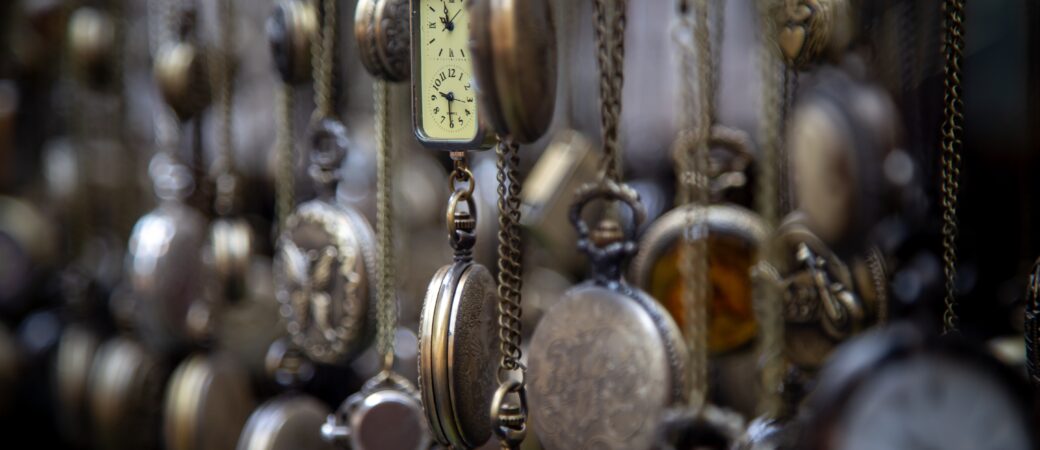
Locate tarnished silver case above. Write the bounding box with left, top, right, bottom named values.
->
left=237, top=395, right=336, bottom=450
left=528, top=281, right=688, bottom=450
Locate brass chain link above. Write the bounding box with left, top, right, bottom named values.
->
left=940, top=0, right=965, bottom=334
left=592, top=0, right=628, bottom=183
left=311, top=0, right=337, bottom=121
left=495, top=140, right=523, bottom=376
left=754, top=0, right=784, bottom=418
left=374, top=80, right=396, bottom=371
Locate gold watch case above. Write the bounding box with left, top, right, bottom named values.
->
left=355, top=0, right=410, bottom=82
left=53, top=324, right=100, bottom=445
left=776, top=0, right=853, bottom=69
left=631, top=204, right=768, bottom=355
left=418, top=251, right=498, bottom=448
left=88, top=337, right=166, bottom=450
left=528, top=182, right=688, bottom=450
left=163, top=353, right=256, bottom=450
left=469, top=0, right=557, bottom=143
left=267, top=0, right=319, bottom=85
left=237, top=395, right=336, bottom=450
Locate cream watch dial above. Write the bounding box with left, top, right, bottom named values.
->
left=417, top=0, right=477, bottom=141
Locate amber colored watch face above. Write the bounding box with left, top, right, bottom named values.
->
left=416, top=0, right=478, bottom=141
left=648, top=234, right=758, bottom=354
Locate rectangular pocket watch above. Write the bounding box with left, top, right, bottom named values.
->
left=410, top=0, right=492, bottom=150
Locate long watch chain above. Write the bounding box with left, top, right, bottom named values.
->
left=496, top=140, right=523, bottom=375
left=212, top=0, right=236, bottom=215
left=754, top=0, right=785, bottom=418
left=276, top=83, right=295, bottom=229
left=940, top=0, right=965, bottom=334
left=592, top=0, right=628, bottom=184
left=673, top=0, right=714, bottom=408
left=312, top=0, right=338, bottom=121
left=374, top=80, right=397, bottom=371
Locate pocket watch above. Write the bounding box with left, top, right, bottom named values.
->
left=468, top=0, right=556, bottom=143
left=777, top=214, right=886, bottom=371
left=355, top=0, right=410, bottom=82
left=127, top=153, right=207, bottom=354
left=53, top=324, right=100, bottom=446
left=788, top=66, right=902, bottom=253
left=153, top=6, right=211, bottom=121
left=410, top=0, right=490, bottom=150
left=418, top=188, right=499, bottom=449
left=162, top=353, right=255, bottom=450
left=322, top=371, right=430, bottom=450
left=268, top=0, right=318, bottom=85
left=88, top=337, right=166, bottom=450
left=275, top=119, right=377, bottom=365
left=528, top=181, right=688, bottom=450
left=67, top=6, right=115, bottom=89
left=775, top=0, right=853, bottom=69
left=238, top=395, right=337, bottom=450
left=632, top=203, right=767, bottom=355
left=803, top=322, right=1034, bottom=450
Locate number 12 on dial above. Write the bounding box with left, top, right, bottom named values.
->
left=411, top=0, right=489, bottom=150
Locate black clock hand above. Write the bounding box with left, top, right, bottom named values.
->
left=448, top=8, right=461, bottom=25
left=447, top=98, right=454, bottom=127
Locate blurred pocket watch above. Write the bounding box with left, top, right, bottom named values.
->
left=354, top=0, right=410, bottom=82
left=520, top=130, right=599, bottom=274
left=163, top=353, right=256, bottom=450
left=127, top=153, right=207, bottom=354
left=418, top=185, right=498, bottom=449
left=632, top=203, right=767, bottom=355
left=154, top=7, right=211, bottom=121
left=321, top=371, right=430, bottom=449
left=268, top=0, right=319, bottom=84
left=632, top=126, right=765, bottom=355
left=778, top=213, right=887, bottom=371
left=528, top=182, right=688, bottom=450
left=238, top=395, right=337, bottom=450
left=468, top=0, right=557, bottom=143
left=803, top=322, right=1034, bottom=450
left=788, top=66, right=903, bottom=253
left=53, top=324, right=100, bottom=446
left=67, top=6, right=115, bottom=89
left=775, top=0, right=854, bottom=69
left=88, top=337, right=167, bottom=450
left=275, top=119, right=377, bottom=365
left=0, top=195, right=56, bottom=315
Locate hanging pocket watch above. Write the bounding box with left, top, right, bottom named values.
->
left=275, top=118, right=377, bottom=365
left=418, top=185, right=499, bottom=449
left=53, top=323, right=100, bottom=446
left=775, top=0, right=853, bottom=69
left=127, top=153, right=207, bottom=354
left=162, top=353, right=256, bottom=450
left=631, top=126, right=767, bottom=355
left=468, top=0, right=556, bottom=143
left=777, top=213, right=885, bottom=371
left=238, top=395, right=337, bottom=450
left=322, top=371, right=430, bottom=450
left=87, top=337, right=167, bottom=450
left=354, top=0, right=409, bottom=83
left=528, top=181, right=688, bottom=450
left=803, top=322, right=1035, bottom=450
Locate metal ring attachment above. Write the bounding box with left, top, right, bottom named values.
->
left=490, top=379, right=528, bottom=446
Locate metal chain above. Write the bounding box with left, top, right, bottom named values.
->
left=754, top=0, right=784, bottom=418
left=865, top=246, right=888, bottom=324
left=940, top=0, right=965, bottom=334
left=592, top=0, right=628, bottom=183
left=374, top=80, right=396, bottom=371
left=212, top=0, right=236, bottom=215
left=311, top=0, right=337, bottom=120
left=495, top=140, right=523, bottom=376
left=276, top=83, right=295, bottom=230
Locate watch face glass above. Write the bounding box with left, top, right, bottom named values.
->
left=417, top=0, right=478, bottom=141
left=833, top=354, right=1031, bottom=450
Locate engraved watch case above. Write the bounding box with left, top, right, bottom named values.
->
left=528, top=182, right=688, bottom=450
left=355, top=0, right=410, bottom=82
